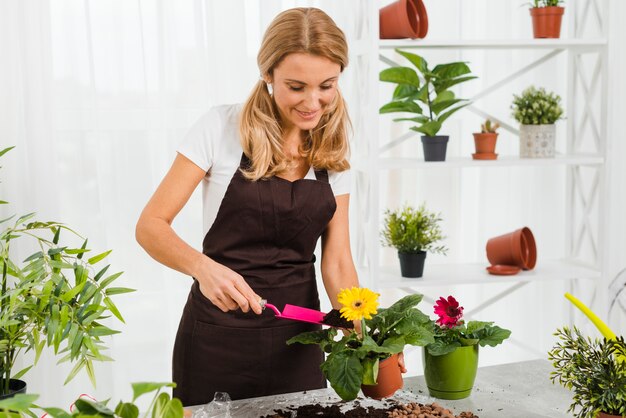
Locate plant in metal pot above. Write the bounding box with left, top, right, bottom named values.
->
left=381, top=204, right=447, bottom=278
left=511, top=86, right=564, bottom=158
left=0, top=382, right=183, bottom=418
left=423, top=295, right=511, bottom=400
left=288, top=289, right=435, bottom=401
left=472, top=119, right=501, bottom=160
left=379, top=49, right=476, bottom=161
left=530, top=0, right=565, bottom=39
left=0, top=146, right=133, bottom=398
left=548, top=326, right=626, bottom=418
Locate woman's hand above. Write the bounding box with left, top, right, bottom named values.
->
left=196, top=257, right=263, bottom=314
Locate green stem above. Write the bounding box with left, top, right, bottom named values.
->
left=143, top=389, right=161, bottom=418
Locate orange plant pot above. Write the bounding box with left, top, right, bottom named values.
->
left=486, top=227, right=537, bottom=270
left=361, top=354, right=403, bottom=399
left=530, top=6, right=565, bottom=38
left=379, top=0, right=420, bottom=39
left=473, top=132, right=498, bottom=154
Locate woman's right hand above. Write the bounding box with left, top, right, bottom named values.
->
left=196, top=257, right=263, bottom=315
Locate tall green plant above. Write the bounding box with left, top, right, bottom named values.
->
left=0, top=146, right=133, bottom=396
left=379, top=49, right=476, bottom=137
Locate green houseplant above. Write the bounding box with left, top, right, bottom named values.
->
left=423, top=295, right=511, bottom=400
left=472, top=119, right=501, bottom=160
left=530, top=0, right=565, bottom=39
left=511, top=86, right=564, bottom=158
left=0, top=146, right=132, bottom=398
left=0, top=382, right=183, bottom=418
left=381, top=204, right=447, bottom=278
left=288, top=289, right=435, bottom=401
left=548, top=326, right=626, bottom=418
left=379, top=49, right=476, bottom=161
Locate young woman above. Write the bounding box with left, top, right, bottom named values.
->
left=136, top=7, right=361, bottom=406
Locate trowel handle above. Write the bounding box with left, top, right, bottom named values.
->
left=259, top=299, right=282, bottom=316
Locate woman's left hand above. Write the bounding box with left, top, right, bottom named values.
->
left=398, top=352, right=407, bottom=373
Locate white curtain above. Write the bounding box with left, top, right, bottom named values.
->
left=1, top=0, right=624, bottom=410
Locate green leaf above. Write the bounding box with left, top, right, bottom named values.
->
left=89, top=326, right=121, bottom=337
left=379, top=100, right=423, bottom=115
left=131, top=382, right=176, bottom=402
left=16, top=212, right=36, bottom=225
left=64, top=359, right=86, bottom=384
left=99, top=271, right=123, bottom=288
left=0, top=146, right=15, bottom=157
left=396, top=49, right=429, bottom=73
left=361, top=357, right=379, bottom=385
left=466, top=321, right=493, bottom=335
left=0, top=394, right=39, bottom=413
left=427, top=339, right=462, bottom=356
left=379, top=67, right=420, bottom=88
left=93, top=264, right=111, bottom=282
left=88, top=250, right=112, bottom=265
left=410, top=121, right=442, bottom=137
left=60, top=281, right=86, bottom=303
left=321, top=352, right=363, bottom=401
left=432, top=62, right=472, bottom=80
left=104, top=296, right=125, bottom=323
left=41, top=407, right=73, bottom=418
left=433, top=76, right=477, bottom=95
left=105, top=287, right=135, bottom=296
left=392, top=116, right=430, bottom=124
left=431, top=99, right=464, bottom=115
left=152, top=392, right=184, bottom=418
left=73, top=398, right=115, bottom=416
left=287, top=328, right=335, bottom=346
left=392, top=84, right=420, bottom=101
left=77, top=238, right=89, bottom=260
left=477, top=326, right=512, bottom=347
left=52, top=227, right=60, bottom=245
left=64, top=248, right=91, bottom=255
left=437, top=103, right=471, bottom=125
left=115, top=402, right=140, bottom=418
left=23, top=251, right=43, bottom=263
left=11, top=365, right=33, bottom=380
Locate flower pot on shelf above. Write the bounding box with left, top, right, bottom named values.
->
left=379, top=0, right=420, bottom=39
left=486, top=226, right=537, bottom=270
left=423, top=345, right=479, bottom=400
left=472, top=132, right=498, bottom=160
left=398, top=251, right=426, bottom=278
left=410, top=0, right=429, bottom=38
left=361, top=353, right=403, bottom=399
left=530, top=6, right=565, bottom=39
left=519, top=124, right=556, bottom=158
left=421, top=136, right=449, bottom=161
left=597, top=413, right=623, bottom=418
left=0, top=379, right=27, bottom=400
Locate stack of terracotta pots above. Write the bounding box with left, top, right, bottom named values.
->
left=485, top=227, right=537, bottom=275
left=379, top=0, right=429, bottom=39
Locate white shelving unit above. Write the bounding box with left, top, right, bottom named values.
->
left=351, top=0, right=610, bottom=322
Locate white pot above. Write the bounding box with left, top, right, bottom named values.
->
left=519, top=124, right=556, bottom=158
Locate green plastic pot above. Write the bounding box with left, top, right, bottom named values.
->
left=423, top=345, right=479, bottom=400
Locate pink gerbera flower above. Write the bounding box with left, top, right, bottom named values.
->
left=434, top=296, right=464, bottom=328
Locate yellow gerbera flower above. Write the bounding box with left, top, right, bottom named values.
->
left=337, top=287, right=380, bottom=321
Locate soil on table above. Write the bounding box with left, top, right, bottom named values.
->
left=322, top=309, right=354, bottom=329
left=261, top=401, right=479, bottom=418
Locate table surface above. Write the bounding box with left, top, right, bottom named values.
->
left=191, top=359, right=576, bottom=418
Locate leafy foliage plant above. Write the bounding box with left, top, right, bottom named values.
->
left=548, top=326, right=626, bottom=418
left=511, top=86, right=564, bottom=125
left=381, top=204, right=447, bottom=255
left=0, top=146, right=133, bottom=396
left=379, top=49, right=476, bottom=137
left=532, top=0, right=563, bottom=7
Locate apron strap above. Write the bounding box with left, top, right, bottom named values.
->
left=313, top=168, right=329, bottom=183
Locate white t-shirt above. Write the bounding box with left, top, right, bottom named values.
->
left=177, top=104, right=351, bottom=235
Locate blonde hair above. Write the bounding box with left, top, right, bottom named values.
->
left=239, top=7, right=351, bottom=181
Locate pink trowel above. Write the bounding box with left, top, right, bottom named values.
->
left=261, top=300, right=325, bottom=325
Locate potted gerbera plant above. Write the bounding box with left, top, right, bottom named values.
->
left=288, top=288, right=435, bottom=401
left=423, top=296, right=511, bottom=400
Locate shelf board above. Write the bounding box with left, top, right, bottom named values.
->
left=379, top=39, right=608, bottom=50
left=360, top=154, right=604, bottom=170
left=374, top=259, right=599, bottom=289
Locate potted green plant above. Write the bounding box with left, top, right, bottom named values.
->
left=0, top=382, right=183, bottom=418
left=548, top=326, right=626, bottom=418
left=379, top=49, right=476, bottom=161
left=1, top=146, right=132, bottom=399
left=288, top=289, right=435, bottom=401
left=423, top=295, right=512, bottom=400
left=530, top=0, right=565, bottom=39
left=472, top=119, right=500, bottom=160
left=511, top=86, right=564, bottom=158
left=381, top=204, right=447, bottom=278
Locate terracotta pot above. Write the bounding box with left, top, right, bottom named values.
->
left=530, top=6, right=565, bottom=39
left=379, top=0, right=420, bottom=39
left=473, top=132, right=498, bottom=154
left=597, top=413, right=624, bottom=418
left=361, top=354, right=403, bottom=399
left=0, top=379, right=27, bottom=400
left=410, top=0, right=429, bottom=38
left=486, top=227, right=537, bottom=270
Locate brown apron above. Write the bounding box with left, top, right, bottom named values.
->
left=172, top=153, right=337, bottom=406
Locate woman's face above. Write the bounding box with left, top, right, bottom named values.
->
left=269, top=52, right=341, bottom=134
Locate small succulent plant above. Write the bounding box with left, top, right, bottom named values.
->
left=481, top=119, right=500, bottom=133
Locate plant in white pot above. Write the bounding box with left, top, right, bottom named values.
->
left=381, top=204, right=447, bottom=278
left=511, top=86, right=564, bottom=158
left=379, top=49, right=476, bottom=161
left=0, top=146, right=132, bottom=399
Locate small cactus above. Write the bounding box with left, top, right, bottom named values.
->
left=481, top=119, right=500, bottom=133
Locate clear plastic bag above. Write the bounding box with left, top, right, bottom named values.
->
left=192, top=392, right=232, bottom=418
